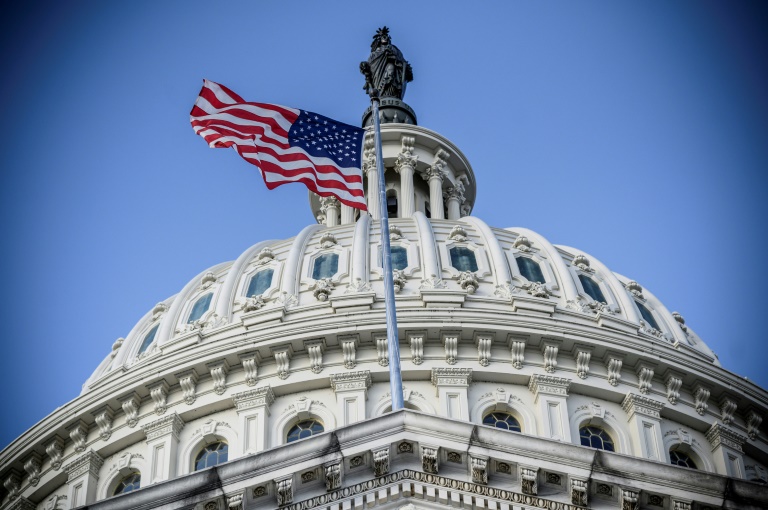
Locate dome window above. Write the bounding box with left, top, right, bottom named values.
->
left=482, top=412, right=521, bottom=432
left=391, top=246, right=408, bottom=271
left=194, top=441, right=228, bottom=471
left=312, top=253, right=339, bottom=280
left=636, top=301, right=660, bottom=330
left=246, top=269, right=274, bottom=297
left=287, top=419, right=324, bottom=443
left=516, top=257, right=545, bottom=284
left=187, top=293, right=213, bottom=323
left=578, top=275, right=606, bottom=303
left=579, top=426, right=615, bottom=451
left=113, top=472, right=141, bottom=495
left=449, top=247, right=478, bottom=272
left=137, top=324, right=159, bottom=355
left=669, top=450, right=697, bottom=469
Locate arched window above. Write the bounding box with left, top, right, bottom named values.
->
left=579, top=426, right=615, bottom=451
left=113, top=472, right=141, bottom=495
left=137, top=325, right=159, bottom=355
left=387, top=190, right=398, bottom=218
left=187, top=293, right=212, bottom=323
left=578, top=275, right=606, bottom=303
left=312, top=253, right=338, bottom=280
left=286, top=420, right=324, bottom=443
left=391, top=246, right=408, bottom=271
left=482, top=412, right=522, bottom=432
left=669, top=449, right=698, bottom=469
left=450, top=247, right=478, bottom=272
left=516, top=257, right=545, bottom=283
left=194, top=441, right=228, bottom=471
left=247, top=269, right=274, bottom=297
left=636, top=301, right=660, bottom=330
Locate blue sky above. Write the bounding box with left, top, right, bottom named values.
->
left=1, top=1, right=766, bottom=448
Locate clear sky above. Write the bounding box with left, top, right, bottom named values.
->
left=1, top=1, right=766, bottom=449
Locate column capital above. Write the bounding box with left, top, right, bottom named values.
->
left=431, top=367, right=472, bottom=387
left=64, top=450, right=103, bottom=483
left=706, top=423, right=747, bottom=453
left=621, top=393, right=664, bottom=420
left=329, top=370, right=371, bottom=393
left=142, top=413, right=184, bottom=442
left=232, top=386, right=275, bottom=412
left=528, top=374, right=571, bottom=398
left=319, top=195, right=340, bottom=209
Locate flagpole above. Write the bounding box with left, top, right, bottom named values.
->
left=371, top=92, right=404, bottom=411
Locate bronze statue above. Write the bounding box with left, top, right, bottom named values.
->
left=360, top=27, right=413, bottom=100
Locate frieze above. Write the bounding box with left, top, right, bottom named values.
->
left=232, top=386, right=275, bottom=411
left=142, top=413, right=185, bottom=441
left=64, top=450, right=103, bottom=483
left=528, top=374, right=570, bottom=398
left=330, top=371, right=372, bottom=392
left=621, top=393, right=664, bottom=420
left=705, top=423, right=746, bottom=453
left=431, top=367, right=472, bottom=386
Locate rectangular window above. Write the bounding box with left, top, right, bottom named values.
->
left=450, top=247, right=478, bottom=272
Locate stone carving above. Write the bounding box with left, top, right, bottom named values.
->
left=546, top=473, right=561, bottom=484
left=272, top=346, right=292, bottom=380
left=324, top=462, right=341, bottom=491
left=312, top=278, right=334, bottom=302
left=239, top=352, right=260, bottom=386
left=409, top=333, right=424, bottom=365
left=330, top=371, right=372, bottom=393
left=494, top=282, right=517, bottom=300
left=626, top=281, right=644, bottom=298
left=147, top=380, right=170, bottom=415
left=496, top=462, right=511, bottom=474
left=572, top=254, right=592, bottom=272
left=673, top=501, right=692, bottom=510
left=606, top=357, right=623, bottom=386
left=340, top=336, right=358, bottom=369
left=4, top=470, right=21, bottom=500
left=119, top=393, right=141, bottom=428
left=301, top=471, right=316, bottom=483
left=509, top=340, right=525, bottom=369
left=360, top=26, right=413, bottom=100
left=176, top=369, right=199, bottom=405
left=389, top=224, right=403, bottom=240
left=375, top=335, right=389, bottom=366
left=719, top=396, right=737, bottom=425
left=747, top=410, right=763, bottom=440
left=542, top=343, right=559, bottom=373
left=597, top=483, right=612, bottom=495
left=232, top=386, right=275, bottom=411
left=256, top=247, right=274, bottom=265
left=529, top=374, right=571, bottom=398
left=275, top=476, right=293, bottom=506
left=694, top=385, right=710, bottom=415
left=448, top=224, right=468, bottom=242
left=373, top=447, right=390, bottom=476
left=457, top=271, right=479, bottom=294
left=142, top=413, right=184, bottom=441
left=44, top=494, right=67, bottom=510
left=640, top=320, right=664, bottom=339
left=421, top=446, right=438, bottom=474
left=203, top=501, right=217, bottom=510
left=243, top=295, right=266, bottom=312
left=444, top=185, right=465, bottom=207
left=94, top=406, right=114, bottom=441
left=521, top=281, right=552, bottom=298
left=206, top=360, right=229, bottom=395
left=706, top=423, right=747, bottom=453
left=23, top=453, right=41, bottom=486
left=470, top=456, right=488, bottom=485
left=665, top=374, right=682, bottom=405
left=64, top=450, right=103, bottom=483
left=671, top=311, right=688, bottom=332
left=392, top=269, right=407, bottom=293
left=226, top=493, right=243, bottom=510
left=571, top=478, right=588, bottom=506
left=420, top=274, right=446, bottom=289
left=442, top=333, right=459, bottom=365
left=476, top=334, right=492, bottom=366
left=252, top=486, right=267, bottom=498
left=575, top=350, right=591, bottom=379
left=319, top=231, right=337, bottom=248
left=110, top=337, right=123, bottom=359
left=68, top=421, right=88, bottom=453
left=636, top=365, right=654, bottom=394
left=621, top=488, right=639, bottom=510
left=398, top=442, right=413, bottom=454
left=622, top=393, right=664, bottom=420
left=520, top=466, right=538, bottom=495
left=46, top=437, right=64, bottom=470
left=305, top=340, right=325, bottom=374
left=513, top=236, right=532, bottom=252
left=446, top=452, right=461, bottom=463
left=349, top=455, right=364, bottom=467
left=648, top=494, right=664, bottom=507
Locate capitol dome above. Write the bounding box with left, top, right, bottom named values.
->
left=2, top=32, right=767, bottom=510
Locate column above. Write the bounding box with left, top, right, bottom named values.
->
left=445, top=188, right=462, bottom=220
left=340, top=204, right=355, bottom=225
left=362, top=135, right=380, bottom=220
left=320, top=196, right=340, bottom=227
left=64, top=450, right=103, bottom=507
left=423, top=149, right=449, bottom=220
left=621, top=393, right=665, bottom=462
left=395, top=136, right=418, bottom=217
left=706, top=424, right=748, bottom=478
left=528, top=375, right=572, bottom=441
left=431, top=367, right=472, bottom=421
left=329, top=371, right=371, bottom=426
left=232, top=386, right=275, bottom=455
left=142, top=413, right=184, bottom=485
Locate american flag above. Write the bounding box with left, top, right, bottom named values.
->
left=190, top=79, right=367, bottom=210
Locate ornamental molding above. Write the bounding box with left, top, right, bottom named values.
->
left=573, top=346, right=592, bottom=379
left=324, top=461, right=342, bottom=491
left=64, top=450, right=103, bottom=483
left=66, top=419, right=89, bottom=453
left=271, top=345, right=294, bottom=380
left=142, top=413, right=184, bottom=441
left=305, top=339, right=326, bottom=374
left=392, top=269, right=407, bottom=293
left=719, top=395, right=737, bottom=425
left=200, top=271, right=217, bottom=289
left=705, top=423, right=747, bottom=453
left=621, top=393, right=664, bottom=420
left=239, top=351, right=262, bottom=386
left=120, top=393, right=142, bottom=428
left=45, top=436, right=64, bottom=470
left=528, top=374, right=570, bottom=398
left=255, top=247, right=275, bottom=265
left=693, top=384, right=710, bottom=416
left=23, top=452, right=41, bottom=486
left=572, top=254, right=592, bottom=273
left=372, top=446, right=390, bottom=477
left=448, top=224, right=468, bottom=242
left=242, top=295, right=267, bottom=312
left=635, top=362, right=655, bottom=395
left=232, top=386, right=275, bottom=411
left=330, top=370, right=372, bottom=393
left=431, top=367, right=472, bottom=387
left=146, top=380, right=170, bottom=415
left=664, top=371, right=684, bottom=405
left=540, top=341, right=560, bottom=373
left=474, top=332, right=493, bottom=367
left=93, top=404, right=114, bottom=441
left=625, top=281, right=644, bottom=299
left=470, top=455, right=488, bottom=485
left=671, top=311, right=688, bottom=333
left=275, top=474, right=293, bottom=507
left=746, top=410, right=763, bottom=440
left=175, top=369, right=199, bottom=405
left=457, top=271, right=479, bottom=294
left=339, top=335, right=359, bottom=369
left=521, top=281, right=552, bottom=298
left=319, top=231, right=338, bottom=248
left=513, top=236, right=533, bottom=252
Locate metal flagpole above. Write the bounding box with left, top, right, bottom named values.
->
left=371, top=92, right=405, bottom=411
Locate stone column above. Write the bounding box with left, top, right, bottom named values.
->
left=320, top=196, right=340, bottom=227
left=395, top=136, right=418, bottom=218
left=142, top=413, right=184, bottom=485
left=423, top=149, right=449, bottom=220
left=431, top=368, right=472, bottom=421
left=621, top=393, right=665, bottom=462
left=64, top=450, right=103, bottom=507
left=330, top=371, right=371, bottom=426
left=362, top=135, right=380, bottom=220
left=232, top=386, right=275, bottom=456
left=706, top=424, right=747, bottom=478
left=340, top=204, right=355, bottom=225
left=528, top=375, right=572, bottom=442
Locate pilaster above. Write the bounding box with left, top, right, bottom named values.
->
left=706, top=423, right=747, bottom=478
left=431, top=367, right=472, bottom=420
left=232, top=386, right=275, bottom=455
left=142, top=413, right=184, bottom=485
left=64, top=450, right=103, bottom=507
left=528, top=374, right=571, bottom=441
left=621, top=393, right=665, bottom=461
left=330, top=371, right=371, bottom=425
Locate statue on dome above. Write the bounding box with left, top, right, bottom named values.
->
left=360, top=27, right=413, bottom=100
